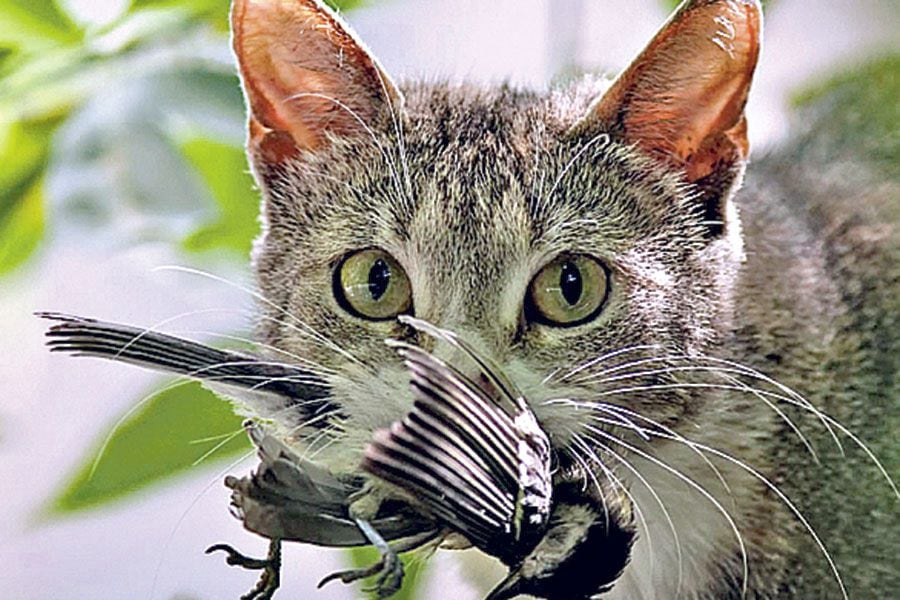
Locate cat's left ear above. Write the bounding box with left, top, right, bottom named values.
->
left=573, top=0, right=761, bottom=234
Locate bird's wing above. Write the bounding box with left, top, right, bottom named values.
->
left=39, top=311, right=331, bottom=412
left=363, top=336, right=552, bottom=563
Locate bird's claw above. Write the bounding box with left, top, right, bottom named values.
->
left=206, top=539, right=282, bottom=600
left=318, top=548, right=404, bottom=598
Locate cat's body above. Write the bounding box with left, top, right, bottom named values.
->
left=727, top=147, right=898, bottom=598
left=226, top=0, right=897, bottom=597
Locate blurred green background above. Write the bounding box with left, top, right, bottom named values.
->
left=0, top=0, right=896, bottom=598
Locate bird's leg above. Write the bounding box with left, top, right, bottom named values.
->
left=318, top=518, right=403, bottom=598
left=318, top=519, right=441, bottom=599
left=207, top=538, right=282, bottom=600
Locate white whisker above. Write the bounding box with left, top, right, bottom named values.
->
left=582, top=423, right=750, bottom=597
left=553, top=344, right=665, bottom=384
left=576, top=354, right=843, bottom=453
left=641, top=429, right=850, bottom=600
left=579, top=364, right=819, bottom=461
left=283, top=91, right=409, bottom=207
left=581, top=433, right=683, bottom=596
left=590, top=403, right=732, bottom=495
left=153, top=265, right=367, bottom=368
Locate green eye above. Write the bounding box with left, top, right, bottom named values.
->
left=335, top=249, right=412, bottom=320
left=527, top=255, right=609, bottom=326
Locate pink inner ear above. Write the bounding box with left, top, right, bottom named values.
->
left=232, top=0, right=400, bottom=162
left=582, top=0, right=761, bottom=182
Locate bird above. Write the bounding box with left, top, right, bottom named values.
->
left=41, top=312, right=635, bottom=599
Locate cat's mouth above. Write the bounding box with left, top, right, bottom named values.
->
left=360, top=317, right=636, bottom=597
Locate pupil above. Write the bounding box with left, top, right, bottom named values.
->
left=368, top=258, right=391, bottom=300
left=559, top=261, right=582, bottom=306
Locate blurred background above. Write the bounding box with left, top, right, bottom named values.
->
left=0, top=0, right=896, bottom=598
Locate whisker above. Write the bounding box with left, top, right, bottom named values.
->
left=188, top=432, right=238, bottom=445
left=565, top=437, right=612, bottom=529
left=544, top=397, right=651, bottom=442
left=302, top=428, right=341, bottom=462
left=551, top=344, right=665, bottom=384
left=579, top=365, right=819, bottom=462
left=87, top=378, right=195, bottom=480
left=191, top=427, right=249, bottom=467
left=695, top=355, right=842, bottom=451
left=154, top=266, right=367, bottom=368
left=575, top=354, right=843, bottom=453
left=87, top=357, right=331, bottom=481
left=283, top=91, right=409, bottom=207
left=582, top=423, right=750, bottom=597
left=588, top=403, right=732, bottom=495
left=639, top=429, right=850, bottom=600
left=172, top=329, right=340, bottom=378
left=371, top=65, right=415, bottom=207
left=104, top=308, right=244, bottom=361
left=580, top=433, right=684, bottom=596
left=283, top=407, right=343, bottom=440
left=588, top=381, right=898, bottom=499
left=715, top=370, right=818, bottom=461
left=569, top=432, right=659, bottom=587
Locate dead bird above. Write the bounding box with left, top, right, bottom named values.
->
left=362, top=318, right=636, bottom=600
left=41, top=312, right=635, bottom=599
left=40, top=312, right=438, bottom=595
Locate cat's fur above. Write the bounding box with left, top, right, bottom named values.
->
left=230, top=0, right=897, bottom=597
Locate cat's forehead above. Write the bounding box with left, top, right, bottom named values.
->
left=396, top=84, right=695, bottom=255
left=273, top=80, right=701, bottom=272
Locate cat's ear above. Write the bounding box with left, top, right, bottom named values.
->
left=231, top=0, right=401, bottom=164
left=573, top=0, right=761, bottom=232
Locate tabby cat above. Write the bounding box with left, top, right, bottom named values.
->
left=217, top=0, right=899, bottom=597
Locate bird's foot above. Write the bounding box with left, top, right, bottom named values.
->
left=207, top=538, right=282, bottom=600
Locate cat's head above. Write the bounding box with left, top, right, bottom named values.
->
left=232, top=0, right=760, bottom=583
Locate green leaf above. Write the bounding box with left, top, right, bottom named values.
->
left=0, top=45, right=14, bottom=68
left=0, top=115, right=65, bottom=275
left=178, top=137, right=260, bottom=256
left=326, top=0, right=368, bottom=11
left=50, top=381, right=250, bottom=514
left=346, top=546, right=431, bottom=600
left=0, top=175, right=44, bottom=275
left=129, top=0, right=232, bottom=30
left=0, top=0, right=83, bottom=51
left=791, top=54, right=899, bottom=178
left=0, top=117, right=61, bottom=215
left=128, top=0, right=367, bottom=30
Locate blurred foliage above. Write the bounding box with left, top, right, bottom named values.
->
left=792, top=54, right=899, bottom=179
left=179, top=136, right=260, bottom=255
left=51, top=380, right=249, bottom=514
left=0, top=0, right=364, bottom=275
left=0, top=114, right=61, bottom=273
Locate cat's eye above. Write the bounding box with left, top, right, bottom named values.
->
left=527, top=255, right=609, bottom=326
left=334, top=249, right=412, bottom=320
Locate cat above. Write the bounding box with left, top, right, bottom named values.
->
left=208, top=0, right=898, bottom=597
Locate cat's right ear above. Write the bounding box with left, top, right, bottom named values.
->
left=572, top=0, right=761, bottom=235
left=231, top=0, right=401, bottom=165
